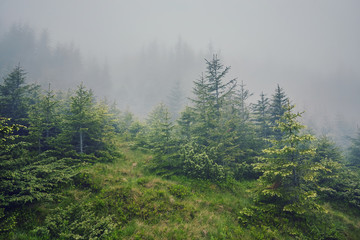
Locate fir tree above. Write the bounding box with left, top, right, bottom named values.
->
left=204, top=55, right=236, bottom=117
left=176, top=106, right=195, bottom=143
left=252, top=92, right=271, bottom=139
left=0, top=65, right=29, bottom=122
left=269, top=85, right=288, bottom=139
left=167, top=80, right=185, bottom=121
left=254, top=102, right=325, bottom=214
left=146, top=103, right=174, bottom=155
left=348, top=128, right=360, bottom=167
left=28, top=84, right=59, bottom=152
left=58, top=83, right=102, bottom=154
left=189, top=56, right=236, bottom=146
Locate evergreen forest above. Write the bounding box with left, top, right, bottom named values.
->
left=1, top=56, right=360, bottom=240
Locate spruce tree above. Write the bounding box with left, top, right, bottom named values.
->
left=167, top=80, right=185, bottom=121
left=0, top=65, right=29, bottom=122
left=188, top=73, right=211, bottom=145
left=269, top=85, right=288, bottom=139
left=254, top=102, right=325, bottom=214
left=189, top=56, right=236, bottom=146
left=252, top=92, right=271, bottom=139
left=58, top=83, right=101, bottom=154
left=231, top=81, right=252, bottom=121
left=177, top=106, right=195, bottom=143
left=146, top=103, right=174, bottom=155
left=28, top=84, right=59, bottom=152
left=204, top=55, right=236, bottom=117
left=348, top=128, right=360, bottom=167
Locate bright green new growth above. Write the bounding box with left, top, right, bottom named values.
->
left=255, top=102, right=327, bottom=214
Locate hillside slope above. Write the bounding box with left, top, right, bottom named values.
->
left=11, top=141, right=360, bottom=240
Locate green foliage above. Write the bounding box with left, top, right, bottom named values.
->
left=187, top=55, right=236, bottom=146
left=5, top=139, right=360, bottom=240
left=318, top=167, right=360, bottom=209
left=183, top=143, right=225, bottom=181
left=254, top=103, right=324, bottom=214
left=177, top=56, right=262, bottom=181
left=0, top=65, right=29, bottom=122
left=0, top=208, right=16, bottom=238
left=0, top=153, right=81, bottom=208
left=348, top=129, right=360, bottom=167
left=307, top=136, right=360, bottom=210
left=0, top=117, right=21, bottom=149
left=27, top=84, right=59, bottom=152
left=238, top=204, right=347, bottom=240
left=313, top=136, right=343, bottom=163
left=32, top=202, right=116, bottom=240
left=166, top=80, right=185, bottom=121
left=269, top=85, right=288, bottom=140
left=168, top=184, right=191, bottom=199
left=116, top=110, right=135, bottom=139
left=73, top=170, right=102, bottom=193
left=145, top=103, right=175, bottom=155
left=1, top=61, right=360, bottom=239
left=252, top=91, right=271, bottom=139
left=176, top=106, right=194, bottom=143
left=98, top=184, right=194, bottom=226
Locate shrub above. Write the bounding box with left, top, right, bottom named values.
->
left=183, top=143, right=225, bottom=181
left=168, top=184, right=191, bottom=199
left=32, top=202, right=116, bottom=240
left=73, top=170, right=101, bottom=193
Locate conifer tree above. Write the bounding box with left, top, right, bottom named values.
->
left=255, top=102, right=325, bottom=214
left=28, top=84, right=59, bottom=152
left=59, top=83, right=102, bottom=154
left=312, top=136, right=343, bottom=163
left=220, top=82, right=261, bottom=179
left=188, top=73, right=210, bottom=145
left=189, top=56, right=236, bottom=146
left=0, top=66, right=29, bottom=122
left=146, top=103, right=174, bottom=155
left=176, top=106, right=195, bottom=143
left=348, top=129, right=360, bottom=167
left=252, top=92, right=271, bottom=139
left=167, top=80, right=185, bottom=121
left=230, top=81, right=252, bottom=121
left=204, top=55, right=236, bottom=117
left=269, top=85, right=288, bottom=139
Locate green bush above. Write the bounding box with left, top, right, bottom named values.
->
left=168, top=184, right=191, bottom=199
left=183, top=143, right=225, bottom=181
left=238, top=204, right=347, bottom=240
left=0, top=208, right=16, bottom=239
left=317, top=167, right=360, bottom=210
left=32, top=202, right=116, bottom=240
left=73, top=170, right=101, bottom=193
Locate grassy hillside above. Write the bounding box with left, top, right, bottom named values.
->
left=10, top=140, right=360, bottom=240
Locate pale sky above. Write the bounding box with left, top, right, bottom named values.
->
left=1, top=0, right=359, bottom=127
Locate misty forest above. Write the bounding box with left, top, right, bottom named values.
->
left=1, top=1, right=360, bottom=240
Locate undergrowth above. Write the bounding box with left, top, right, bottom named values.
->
left=6, top=141, right=360, bottom=240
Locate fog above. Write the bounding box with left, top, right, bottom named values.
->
left=1, top=0, right=359, bottom=140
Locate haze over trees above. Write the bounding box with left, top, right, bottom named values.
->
left=0, top=24, right=111, bottom=96
left=1, top=50, right=360, bottom=238
left=0, top=5, right=360, bottom=235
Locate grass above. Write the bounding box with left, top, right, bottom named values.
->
left=8, top=140, right=360, bottom=239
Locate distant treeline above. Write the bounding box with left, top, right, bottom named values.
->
left=0, top=24, right=111, bottom=96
